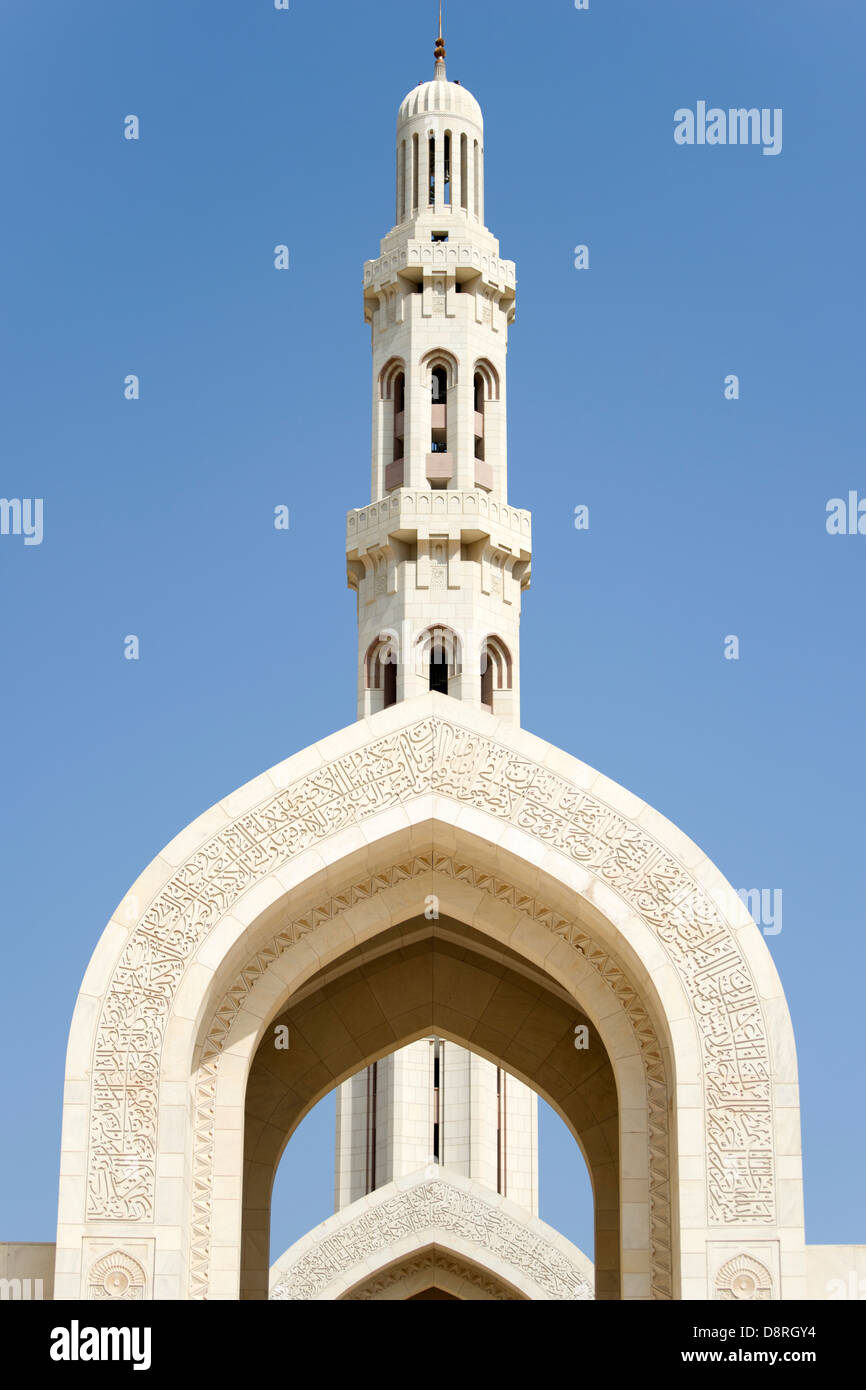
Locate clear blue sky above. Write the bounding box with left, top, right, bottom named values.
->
left=1, top=0, right=864, bottom=1264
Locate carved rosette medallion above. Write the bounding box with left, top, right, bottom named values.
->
left=714, top=1253, right=774, bottom=1301
left=88, top=1251, right=146, bottom=1301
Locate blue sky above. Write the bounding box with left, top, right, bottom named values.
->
left=1, top=0, right=864, bottom=1264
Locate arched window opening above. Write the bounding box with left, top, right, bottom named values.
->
left=443, top=132, right=452, bottom=206
left=430, top=641, right=448, bottom=695
left=480, top=635, right=513, bottom=711
left=422, top=354, right=456, bottom=488
left=417, top=625, right=461, bottom=697
left=431, top=365, right=448, bottom=457
left=473, top=140, right=479, bottom=217
left=428, top=134, right=436, bottom=205
left=381, top=360, right=407, bottom=490
left=365, top=635, right=399, bottom=710
left=473, top=371, right=485, bottom=462
left=431, top=367, right=447, bottom=406
left=412, top=133, right=419, bottom=212
left=393, top=372, right=405, bottom=463
left=460, top=133, right=468, bottom=210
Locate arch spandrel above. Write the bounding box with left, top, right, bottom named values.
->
left=57, top=693, right=803, bottom=1301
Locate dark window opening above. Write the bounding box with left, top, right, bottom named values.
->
left=443, top=132, right=451, bottom=205
left=474, top=371, right=485, bottom=461
left=366, top=1061, right=378, bottom=1194
left=429, top=645, right=448, bottom=695
left=481, top=658, right=493, bottom=711
left=431, top=365, right=448, bottom=458
left=428, top=135, right=436, bottom=205
left=432, top=1040, right=441, bottom=1163
left=431, top=366, right=447, bottom=402
left=432, top=232, right=448, bottom=242
left=383, top=659, right=397, bottom=708
left=393, top=371, right=405, bottom=461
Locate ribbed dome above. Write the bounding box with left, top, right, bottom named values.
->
left=398, top=78, right=483, bottom=129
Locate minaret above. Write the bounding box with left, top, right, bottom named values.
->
left=346, top=23, right=532, bottom=722
left=335, top=1038, right=539, bottom=1217
left=336, top=29, right=539, bottom=1223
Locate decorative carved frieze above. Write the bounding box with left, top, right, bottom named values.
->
left=270, top=1180, right=592, bottom=1301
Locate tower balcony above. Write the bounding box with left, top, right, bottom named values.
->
left=347, top=488, right=532, bottom=567
left=363, top=237, right=516, bottom=300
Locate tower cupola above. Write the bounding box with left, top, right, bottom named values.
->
left=395, top=30, right=485, bottom=229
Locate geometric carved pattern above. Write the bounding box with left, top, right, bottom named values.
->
left=269, top=1180, right=594, bottom=1301
left=87, top=1250, right=146, bottom=1301
left=188, top=853, right=670, bottom=1300
left=84, top=716, right=774, bottom=1287
left=714, top=1253, right=774, bottom=1301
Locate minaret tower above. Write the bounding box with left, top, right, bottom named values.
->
left=336, top=25, right=539, bottom=1226
left=346, top=22, right=532, bottom=722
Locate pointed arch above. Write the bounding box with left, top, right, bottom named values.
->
left=480, top=635, right=513, bottom=711
left=55, top=699, right=801, bottom=1302
left=379, top=357, right=407, bottom=400
left=419, top=348, right=459, bottom=390
left=415, top=625, right=462, bottom=694
left=365, top=633, right=398, bottom=709
left=473, top=358, right=500, bottom=402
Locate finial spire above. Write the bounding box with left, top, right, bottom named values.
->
left=434, top=3, right=446, bottom=78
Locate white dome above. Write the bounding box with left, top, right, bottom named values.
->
left=398, top=77, right=483, bottom=130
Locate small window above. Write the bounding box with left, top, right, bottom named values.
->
left=431, top=366, right=448, bottom=402
left=430, top=645, right=449, bottom=695
left=432, top=232, right=448, bottom=242
left=383, top=660, right=397, bottom=709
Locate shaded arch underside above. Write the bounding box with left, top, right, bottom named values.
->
left=243, top=916, right=618, bottom=1299
left=192, top=839, right=675, bottom=1301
